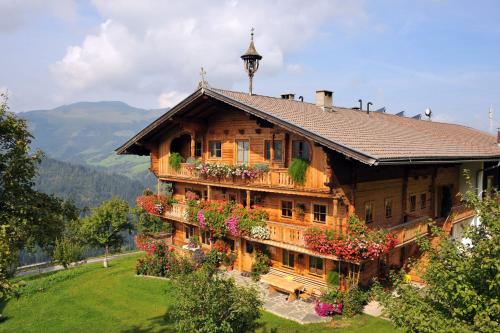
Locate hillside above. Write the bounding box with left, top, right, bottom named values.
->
left=20, top=101, right=166, bottom=180
left=35, top=157, right=146, bottom=209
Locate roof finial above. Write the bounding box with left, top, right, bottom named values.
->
left=241, top=28, right=262, bottom=95
left=198, top=66, right=208, bottom=88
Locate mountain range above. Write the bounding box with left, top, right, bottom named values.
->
left=18, top=101, right=168, bottom=209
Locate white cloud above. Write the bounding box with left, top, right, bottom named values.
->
left=158, top=91, right=188, bottom=108
left=51, top=0, right=368, bottom=107
left=0, top=0, right=76, bottom=33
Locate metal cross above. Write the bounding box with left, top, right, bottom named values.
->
left=199, top=67, right=208, bottom=88
left=250, top=27, right=255, bottom=40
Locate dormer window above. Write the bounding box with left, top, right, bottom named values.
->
left=292, top=140, right=310, bottom=160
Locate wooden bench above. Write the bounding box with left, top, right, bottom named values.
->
left=260, top=274, right=304, bottom=302
left=267, top=268, right=327, bottom=296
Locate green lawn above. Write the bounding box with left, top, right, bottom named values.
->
left=0, top=254, right=400, bottom=333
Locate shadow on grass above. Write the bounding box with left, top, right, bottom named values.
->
left=120, top=313, right=175, bottom=333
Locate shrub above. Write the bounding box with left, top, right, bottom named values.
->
left=192, top=249, right=206, bottom=267
left=133, top=207, right=172, bottom=235
left=169, top=152, right=184, bottom=171
left=204, top=249, right=225, bottom=268
left=53, top=237, right=84, bottom=269
left=135, top=240, right=194, bottom=278
left=171, top=269, right=262, bottom=333
left=251, top=250, right=271, bottom=281
left=326, top=270, right=340, bottom=288
left=341, top=285, right=368, bottom=317
left=288, top=158, right=309, bottom=185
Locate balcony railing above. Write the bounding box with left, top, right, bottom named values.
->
left=267, top=221, right=306, bottom=247
left=160, top=163, right=329, bottom=192
left=389, top=217, right=431, bottom=246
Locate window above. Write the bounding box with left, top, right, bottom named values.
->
left=265, top=140, right=283, bottom=161
left=420, top=193, right=427, bottom=209
left=365, top=201, right=373, bottom=223
left=309, top=256, right=324, bottom=275
left=185, top=225, right=196, bottom=240
left=385, top=198, right=393, bottom=218
left=245, top=241, right=254, bottom=254
left=194, top=139, right=202, bottom=157
left=409, top=194, right=417, bottom=212
left=264, top=141, right=271, bottom=160
left=228, top=194, right=237, bottom=202
left=281, top=200, right=293, bottom=218
left=209, top=141, right=221, bottom=158
left=313, top=204, right=327, bottom=223
left=201, top=230, right=211, bottom=245
left=237, top=140, right=249, bottom=164
left=225, top=238, right=235, bottom=251
left=292, top=140, right=310, bottom=160
left=282, top=249, right=295, bottom=268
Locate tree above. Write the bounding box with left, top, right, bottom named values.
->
left=376, top=188, right=500, bottom=333
left=0, top=93, right=78, bottom=261
left=171, top=268, right=262, bottom=333
left=80, top=197, right=133, bottom=267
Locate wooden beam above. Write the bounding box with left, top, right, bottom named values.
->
left=246, top=190, right=251, bottom=208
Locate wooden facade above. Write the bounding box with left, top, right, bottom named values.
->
left=141, top=103, right=475, bottom=286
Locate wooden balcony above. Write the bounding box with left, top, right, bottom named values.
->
left=159, top=163, right=330, bottom=195
left=389, top=217, right=431, bottom=246
left=267, top=221, right=306, bottom=247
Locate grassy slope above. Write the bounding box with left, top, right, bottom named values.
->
left=0, top=255, right=399, bottom=333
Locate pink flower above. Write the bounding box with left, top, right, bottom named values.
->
left=197, top=210, right=205, bottom=228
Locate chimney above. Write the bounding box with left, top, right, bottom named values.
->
left=315, top=90, right=333, bottom=111
left=280, top=93, right=295, bottom=100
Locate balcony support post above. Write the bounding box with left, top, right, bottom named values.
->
left=246, top=190, right=251, bottom=208
left=333, top=198, right=338, bottom=232
left=207, top=185, right=212, bottom=201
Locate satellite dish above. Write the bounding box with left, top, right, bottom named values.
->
left=425, top=107, right=432, bottom=118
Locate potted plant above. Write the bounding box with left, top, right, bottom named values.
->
left=169, top=152, right=184, bottom=171
left=222, top=252, right=237, bottom=271
left=294, top=203, right=306, bottom=220
left=288, top=158, right=309, bottom=185
left=186, top=235, right=201, bottom=250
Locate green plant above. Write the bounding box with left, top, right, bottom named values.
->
left=169, top=152, right=184, bottom=171
left=53, top=237, right=84, bottom=269
left=288, top=158, right=309, bottom=185
left=252, top=163, right=270, bottom=173
left=326, top=270, right=340, bottom=288
left=222, top=252, right=236, bottom=267
left=294, top=203, right=306, bottom=218
left=376, top=184, right=500, bottom=333
left=171, top=268, right=262, bottom=333
left=342, top=285, right=368, bottom=317
left=251, top=250, right=271, bottom=281
left=79, top=197, right=134, bottom=268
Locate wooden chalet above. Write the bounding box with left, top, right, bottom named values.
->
left=116, top=35, right=500, bottom=287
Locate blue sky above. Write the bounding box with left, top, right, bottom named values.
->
left=1, top=0, right=499, bottom=132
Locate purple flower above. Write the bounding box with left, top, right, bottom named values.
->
left=225, top=216, right=240, bottom=236
left=198, top=210, right=205, bottom=228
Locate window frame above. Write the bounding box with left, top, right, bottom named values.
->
left=420, top=192, right=427, bottom=210
left=185, top=225, right=196, bottom=240
left=292, top=140, right=311, bottom=161
left=236, top=140, right=250, bottom=164
left=282, top=249, right=295, bottom=269
left=281, top=200, right=293, bottom=218
left=409, top=194, right=417, bottom=212
left=309, top=256, right=324, bottom=275
left=201, top=230, right=211, bottom=245
left=209, top=140, right=222, bottom=158
left=364, top=201, right=374, bottom=223
left=194, top=138, right=203, bottom=157
left=385, top=198, right=393, bottom=219
left=312, top=203, right=327, bottom=223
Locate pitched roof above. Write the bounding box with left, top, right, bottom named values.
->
left=116, top=86, right=500, bottom=165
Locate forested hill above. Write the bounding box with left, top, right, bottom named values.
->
left=35, top=157, right=145, bottom=210
left=20, top=101, right=166, bottom=180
